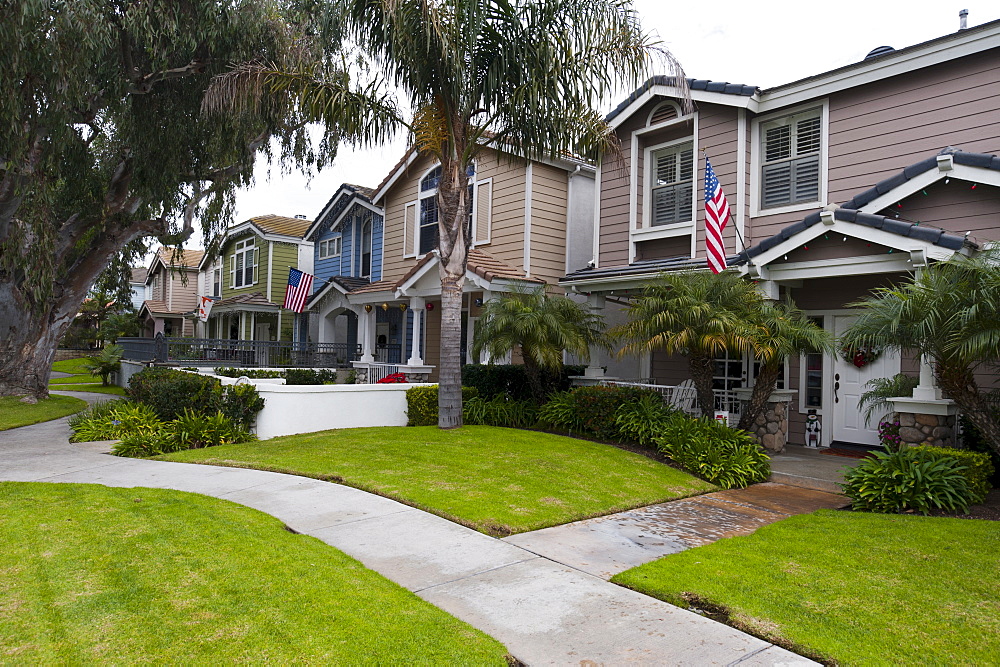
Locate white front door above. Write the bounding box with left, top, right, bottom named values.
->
left=831, top=315, right=900, bottom=446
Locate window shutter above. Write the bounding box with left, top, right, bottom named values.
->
left=474, top=179, right=492, bottom=245
left=762, top=162, right=792, bottom=209
left=252, top=247, right=259, bottom=285
left=403, top=201, right=417, bottom=257
left=229, top=254, right=235, bottom=288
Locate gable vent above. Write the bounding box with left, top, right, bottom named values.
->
left=649, top=103, right=679, bottom=126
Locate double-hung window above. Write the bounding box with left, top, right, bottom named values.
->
left=417, top=164, right=475, bottom=256
left=231, top=238, right=255, bottom=288
left=650, top=143, right=694, bottom=226
left=318, top=237, right=341, bottom=259
left=760, top=109, right=821, bottom=209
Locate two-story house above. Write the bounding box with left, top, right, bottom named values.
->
left=201, top=214, right=313, bottom=342
left=138, top=248, right=204, bottom=337
left=304, top=147, right=596, bottom=381
left=562, top=17, right=1000, bottom=448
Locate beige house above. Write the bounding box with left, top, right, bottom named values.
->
left=139, top=248, right=204, bottom=337
left=306, top=146, right=595, bottom=380
left=562, top=17, right=1000, bottom=449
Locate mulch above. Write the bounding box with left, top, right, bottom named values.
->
left=926, top=488, right=1000, bottom=522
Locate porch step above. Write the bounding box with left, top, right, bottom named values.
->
left=768, top=471, right=844, bottom=495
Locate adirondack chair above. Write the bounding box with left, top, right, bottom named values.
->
left=672, top=379, right=699, bottom=416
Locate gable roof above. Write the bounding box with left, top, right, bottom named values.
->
left=306, top=183, right=380, bottom=241
left=606, top=76, right=758, bottom=123
left=245, top=214, right=312, bottom=239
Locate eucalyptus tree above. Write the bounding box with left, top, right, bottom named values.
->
left=210, top=0, right=676, bottom=427
left=840, top=249, right=1000, bottom=457
left=472, top=287, right=609, bottom=403
left=0, top=0, right=395, bottom=399
left=612, top=271, right=760, bottom=418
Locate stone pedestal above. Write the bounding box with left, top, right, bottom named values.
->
left=887, top=397, right=959, bottom=448
left=399, top=365, right=434, bottom=383
left=735, top=389, right=797, bottom=454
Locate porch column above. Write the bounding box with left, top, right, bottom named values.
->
left=477, top=290, right=492, bottom=364
left=583, top=293, right=607, bottom=379
left=408, top=296, right=425, bottom=365
left=358, top=306, right=376, bottom=363
left=912, top=354, right=942, bottom=401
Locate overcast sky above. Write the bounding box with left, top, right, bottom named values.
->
left=222, top=0, right=999, bottom=245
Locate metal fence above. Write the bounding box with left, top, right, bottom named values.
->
left=117, top=334, right=370, bottom=369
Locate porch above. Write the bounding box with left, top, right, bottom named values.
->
left=118, top=334, right=375, bottom=368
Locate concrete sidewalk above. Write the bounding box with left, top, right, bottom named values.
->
left=1, top=399, right=815, bottom=665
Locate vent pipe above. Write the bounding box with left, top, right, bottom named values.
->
left=959, top=9, right=968, bottom=30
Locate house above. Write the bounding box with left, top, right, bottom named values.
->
left=304, top=146, right=596, bottom=381
left=138, top=248, right=204, bottom=337
left=128, top=267, right=147, bottom=311
left=199, top=214, right=314, bottom=342
left=561, top=17, right=1000, bottom=448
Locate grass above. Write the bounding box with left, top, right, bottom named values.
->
left=49, top=375, right=105, bottom=384
left=51, top=357, right=93, bottom=375
left=0, top=395, right=88, bottom=431
left=50, top=384, right=127, bottom=396
left=612, top=509, right=1000, bottom=665
left=161, top=425, right=716, bottom=535
left=0, top=482, right=510, bottom=663
left=48, top=356, right=127, bottom=396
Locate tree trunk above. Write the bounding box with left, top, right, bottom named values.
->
left=0, top=283, right=80, bottom=398
left=434, top=149, right=471, bottom=429
left=688, top=353, right=716, bottom=418
left=521, top=353, right=547, bottom=405
left=738, top=362, right=782, bottom=431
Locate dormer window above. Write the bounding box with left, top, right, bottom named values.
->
left=650, top=142, right=694, bottom=226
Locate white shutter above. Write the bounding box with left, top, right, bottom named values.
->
left=403, top=201, right=418, bottom=257
left=474, top=179, right=492, bottom=245
left=230, top=253, right=236, bottom=288
left=253, top=247, right=259, bottom=286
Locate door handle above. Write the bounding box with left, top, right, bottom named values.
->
left=834, top=381, right=840, bottom=403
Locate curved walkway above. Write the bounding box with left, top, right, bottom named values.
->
left=2, top=395, right=814, bottom=665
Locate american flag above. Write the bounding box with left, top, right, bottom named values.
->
left=704, top=157, right=731, bottom=274
left=283, top=268, right=314, bottom=313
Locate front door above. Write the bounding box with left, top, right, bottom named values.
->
left=831, top=315, right=900, bottom=447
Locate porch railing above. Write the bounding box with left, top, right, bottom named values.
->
left=118, top=335, right=361, bottom=369
left=366, top=363, right=401, bottom=383
left=600, top=380, right=743, bottom=422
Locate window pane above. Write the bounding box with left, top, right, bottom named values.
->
left=234, top=252, right=244, bottom=287
left=765, top=125, right=791, bottom=162
left=796, top=117, right=821, bottom=155
left=419, top=197, right=438, bottom=255
left=762, top=162, right=792, bottom=208
left=792, top=156, right=820, bottom=203
left=421, top=166, right=441, bottom=192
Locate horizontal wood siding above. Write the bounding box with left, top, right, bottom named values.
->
left=478, top=151, right=527, bottom=272
left=268, top=243, right=299, bottom=305
left=526, top=162, right=568, bottom=285
left=788, top=273, right=911, bottom=311
left=382, top=153, right=434, bottom=282
left=783, top=236, right=889, bottom=263
left=600, top=104, right=652, bottom=266
left=650, top=349, right=688, bottom=385
left=887, top=180, right=1000, bottom=243
left=696, top=105, right=741, bottom=261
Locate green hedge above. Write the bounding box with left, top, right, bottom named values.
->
left=406, top=385, right=479, bottom=426
left=127, top=368, right=264, bottom=429
left=538, top=385, right=661, bottom=441
left=213, top=367, right=284, bottom=379
left=460, top=364, right=585, bottom=401
left=841, top=448, right=973, bottom=514
left=655, top=415, right=770, bottom=489
left=912, top=445, right=994, bottom=504
left=284, top=368, right=338, bottom=385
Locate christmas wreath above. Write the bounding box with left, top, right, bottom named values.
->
left=839, top=345, right=881, bottom=368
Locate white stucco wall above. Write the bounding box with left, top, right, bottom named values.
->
left=252, top=382, right=431, bottom=439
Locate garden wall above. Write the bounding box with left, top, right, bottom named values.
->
left=252, top=383, right=432, bottom=440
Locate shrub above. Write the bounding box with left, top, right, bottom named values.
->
left=111, top=430, right=178, bottom=458
left=84, top=344, right=123, bottom=386
left=128, top=367, right=221, bottom=421
left=171, top=409, right=255, bottom=449
left=70, top=401, right=165, bottom=443
left=463, top=395, right=539, bottom=428
left=911, top=445, right=994, bottom=504
left=960, top=412, right=1000, bottom=486
left=406, top=385, right=478, bottom=426
left=219, top=383, right=265, bottom=430
left=614, top=393, right=679, bottom=448
left=284, top=368, right=338, bottom=385
left=68, top=399, right=128, bottom=432
left=214, top=367, right=284, bottom=379
left=538, top=385, right=660, bottom=441
left=461, top=364, right=586, bottom=401
left=655, top=415, right=770, bottom=489
left=841, top=448, right=974, bottom=514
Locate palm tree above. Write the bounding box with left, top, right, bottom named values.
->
left=841, top=249, right=1000, bottom=458
left=472, top=287, right=609, bottom=403
left=612, top=271, right=760, bottom=418
left=206, top=0, right=676, bottom=428
left=738, top=300, right=831, bottom=431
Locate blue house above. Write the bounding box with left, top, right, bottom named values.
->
left=302, top=184, right=407, bottom=365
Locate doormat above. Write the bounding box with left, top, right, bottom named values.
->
left=821, top=448, right=876, bottom=459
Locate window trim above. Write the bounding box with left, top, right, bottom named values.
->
left=230, top=237, right=257, bottom=289
left=750, top=99, right=828, bottom=217
left=360, top=216, right=373, bottom=279
left=641, top=136, right=697, bottom=231
left=414, top=162, right=476, bottom=259
left=318, top=236, right=342, bottom=260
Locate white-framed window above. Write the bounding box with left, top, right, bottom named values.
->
left=212, top=267, right=221, bottom=297
left=759, top=107, right=822, bottom=210
left=414, top=163, right=476, bottom=257
left=318, top=236, right=341, bottom=259
left=230, top=238, right=256, bottom=288
left=360, top=217, right=373, bottom=278
left=649, top=142, right=694, bottom=226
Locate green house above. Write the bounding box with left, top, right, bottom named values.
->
left=200, top=214, right=313, bottom=342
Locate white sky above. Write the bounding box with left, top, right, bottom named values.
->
left=224, top=0, right=999, bottom=244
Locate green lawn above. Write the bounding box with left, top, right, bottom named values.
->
left=0, top=482, right=509, bottom=663
left=51, top=357, right=93, bottom=375
left=161, top=426, right=716, bottom=535
left=49, top=374, right=104, bottom=384
left=49, top=356, right=127, bottom=396
left=612, top=509, right=1000, bottom=665
left=0, top=395, right=88, bottom=431
left=49, top=384, right=127, bottom=396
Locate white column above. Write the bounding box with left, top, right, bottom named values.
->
left=360, top=306, right=375, bottom=363
left=912, top=354, right=942, bottom=401
left=584, top=293, right=607, bottom=379
left=478, top=290, right=492, bottom=364
left=408, top=297, right=424, bottom=365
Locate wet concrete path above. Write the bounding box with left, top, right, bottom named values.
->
left=504, top=483, right=849, bottom=579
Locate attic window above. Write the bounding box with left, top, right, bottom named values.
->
left=648, top=102, right=680, bottom=127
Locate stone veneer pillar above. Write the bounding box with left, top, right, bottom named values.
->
left=890, top=410, right=958, bottom=448
left=735, top=389, right=796, bottom=454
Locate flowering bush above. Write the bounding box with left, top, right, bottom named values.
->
left=878, top=419, right=903, bottom=451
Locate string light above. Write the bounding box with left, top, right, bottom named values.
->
left=945, top=177, right=950, bottom=184
left=971, top=183, right=978, bottom=190
left=922, top=190, right=928, bottom=195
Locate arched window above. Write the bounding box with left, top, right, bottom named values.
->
left=360, top=216, right=373, bottom=278
left=417, top=164, right=475, bottom=255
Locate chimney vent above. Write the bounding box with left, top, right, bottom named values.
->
left=294, top=214, right=307, bottom=219
left=959, top=9, right=968, bottom=30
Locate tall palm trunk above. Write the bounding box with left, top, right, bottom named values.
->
left=435, top=150, right=471, bottom=429
left=738, top=361, right=782, bottom=431
left=937, top=365, right=1000, bottom=458
left=689, top=353, right=716, bottom=418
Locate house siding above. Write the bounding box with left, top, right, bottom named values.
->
left=268, top=242, right=299, bottom=303
left=524, top=161, right=569, bottom=284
